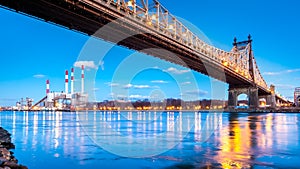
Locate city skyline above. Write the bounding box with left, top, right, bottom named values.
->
left=1, top=0, right=300, bottom=106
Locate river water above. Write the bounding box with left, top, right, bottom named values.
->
left=0, top=111, right=299, bottom=168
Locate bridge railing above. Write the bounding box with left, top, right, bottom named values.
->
left=90, top=0, right=269, bottom=90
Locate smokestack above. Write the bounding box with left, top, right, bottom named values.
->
left=81, top=65, right=84, bottom=94
left=46, top=80, right=50, bottom=94
left=71, top=68, right=74, bottom=94
left=65, top=70, right=69, bottom=94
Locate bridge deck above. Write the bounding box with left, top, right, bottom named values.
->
left=0, top=0, right=273, bottom=97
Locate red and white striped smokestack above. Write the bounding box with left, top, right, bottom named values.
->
left=81, top=65, right=84, bottom=94
left=71, top=68, right=74, bottom=94
left=65, top=70, right=69, bottom=94
left=46, top=80, right=50, bottom=94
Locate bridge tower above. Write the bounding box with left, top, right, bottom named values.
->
left=228, top=35, right=259, bottom=110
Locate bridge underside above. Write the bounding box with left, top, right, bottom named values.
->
left=5, top=0, right=294, bottom=109
left=228, top=85, right=277, bottom=110
left=0, top=0, right=271, bottom=95
left=228, top=84, right=291, bottom=110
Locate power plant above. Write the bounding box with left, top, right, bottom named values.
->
left=29, top=65, right=88, bottom=111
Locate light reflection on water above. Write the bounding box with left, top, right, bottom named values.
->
left=77, top=111, right=221, bottom=157
left=0, top=111, right=300, bottom=168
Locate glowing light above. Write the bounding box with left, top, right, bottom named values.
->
left=127, top=1, right=133, bottom=7
left=151, top=14, right=157, bottom=21
left=32, top=106, right=39, bottom=110
left=221, top=161, right=243, bottom=169
left=168, top=24, right=174, bottom=30
left=146, top=20, right=152, bottom=26
left=222, top=60, right=228, bottom=67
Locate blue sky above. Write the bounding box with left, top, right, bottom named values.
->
left=0, top=0, right=299, bottom=106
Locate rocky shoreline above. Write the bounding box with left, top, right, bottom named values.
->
left=0, top=127, right=27, bottom=169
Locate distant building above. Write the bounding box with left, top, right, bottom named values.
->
left=294, top=87, right=300, bottom=107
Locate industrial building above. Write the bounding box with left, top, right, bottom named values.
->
left=294, top=87, right=300, bottom=107
left=31, top=65, right=88, bottom=111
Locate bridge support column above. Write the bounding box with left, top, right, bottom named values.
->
left=228, top=86, right=259, bottom=110
left=267, top=94, right=276, bottom=108
left=259, top=94, right=276, bottom=109
left=269, top=85, right=276, bottom=108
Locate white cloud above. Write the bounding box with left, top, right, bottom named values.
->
left=151, top=80, right=168, bottom=84
left=184, top=89, right=208, bottom=96
left=134, top=85, right=151, bottom=89
left=33, top=74, right=46, bottom=78
left=109, top=93, right=127, bottom=99
left=112, top=94, right=150, bottom=100
left=263, top=68, right=300, bottom=76
left=106, top=82, right=119, bottom=87
left=286, top=69, right=300, bottom=73
left=181, top=81, right=191, bottom=85
left=116, top=95, right=127, bottom=99
left=111, top=94, right=148, bottom=100
left=74, top=61, right=98, bottom=69
left=263, top=72, right=280, bottom=76
left=129, top=95, right=150, bottom=99
left=164, top=67, right=191, bottom=74
left=122, top=84, right=152, bottom=89
left=123, top=84, right=133, bottom=89
left=93, top=88, right=99, bottom=91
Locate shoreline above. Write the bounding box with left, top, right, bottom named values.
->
left=1, top=109, right=300, bottom=113
left=0, top=127, right=27, bottom=169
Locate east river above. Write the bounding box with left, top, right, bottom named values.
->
left=0, top=111, right=299, bottom=168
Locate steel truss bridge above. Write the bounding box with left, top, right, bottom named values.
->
left=0, top=0, right=290, bottom=109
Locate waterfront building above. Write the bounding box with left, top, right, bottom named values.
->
left=294, top=87, right=300, bottom=107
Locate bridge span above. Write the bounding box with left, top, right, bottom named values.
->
left=0, top=0, right=291, bottom=109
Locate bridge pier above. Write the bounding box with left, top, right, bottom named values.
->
left=259, top=94, right=276, bottom=109
left=228, top=86, right=259, bottom=110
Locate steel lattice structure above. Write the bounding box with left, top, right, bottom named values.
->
left=98, top=0, right=268, bottom=89
left=0, top=0, right=286, bottom=100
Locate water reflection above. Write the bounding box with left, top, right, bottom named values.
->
left=212, top=113, right=300, bottom=168
left=0, top=111, right=299, bottom=168
left=0, top=111, right=94, bottom=168
left=77, top=111, right=220, bottom=157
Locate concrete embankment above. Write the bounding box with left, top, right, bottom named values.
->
left=0, top=127, right=27, bottom=169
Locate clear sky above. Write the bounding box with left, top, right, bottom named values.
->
left=0, top=0, right=299, bottom=106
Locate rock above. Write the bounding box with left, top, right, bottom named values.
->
left=0, top=128, right=27, bottom=169
left=18, top=165, right=28, bottom=169
left=9, top=158, right=17, bottom=164
left=0, top=148, right=10, bottom=155
left=0, top=143, right=15, bottom=150
left=3, top=161, right=19, bottom=168
left=3, top=161, right=19, bottom=169
left=0, top=157, right=7, bottom=165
